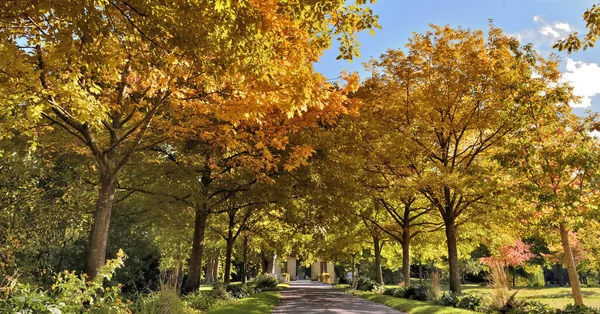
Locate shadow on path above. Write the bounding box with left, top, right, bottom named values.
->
left=272, top=280, right=405, bottom=314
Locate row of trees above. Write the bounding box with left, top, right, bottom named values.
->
left=0, top=0, right=379, bottom=292
left=2, top=0, right=600, bottom=308
left=291, top=21, right=600, bottom=306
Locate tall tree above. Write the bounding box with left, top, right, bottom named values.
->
left=501, top=112, right=599, bottom=304
left=361, top=24, right=573, bottom=293
left=0, top=0, right=378, bottom=279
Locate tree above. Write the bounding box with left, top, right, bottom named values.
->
left=502, top=112, right=599, bottom=304
left=361, top=24, right=572, bottom=293
left=555, top=2, right=600, bottom=52
left=0, top=0, right=379, bottom=279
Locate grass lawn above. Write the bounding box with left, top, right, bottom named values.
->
left=384, top=280, right=600, bottom=309
left=206, top=291, right=281, bottom=314
left=461, top=284, right=600, bottom=308
left=350, top=290, right=477, bottom=314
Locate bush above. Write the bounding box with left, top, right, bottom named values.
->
left=353, top=276, right=384, bottom=292
left=393, top=287, right=407, bottom=298
left=404, top=285, right=434, bottom=301
left=226, top=283, right=255, bottom=299
left=438, top=291, right=460, bottom=307
left=383, top=288, right=399, bottom=296
left=182, top=291, right=218, bottom=312
left=209, top=282, right=231, bottom=299
left=559, top=304, right=600, bottom=314
left=281, top=273, right=290, bottom=283
left=0, top=250, right=130, bottom=313
left=507, top=300, right=557, bottom=314
left=133, top=287, right=191, bottom=314
left=457, top=293, right=483, bottom=311
left=254, top=273, right=279, bottom=291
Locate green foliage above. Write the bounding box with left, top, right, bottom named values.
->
left=0, top=250, right=129, bottom=313
left=211, top=282, right=232, bottom=300
left=182, top=291, right=220, bottom=312
left=226, top=284, right=255, bottom=299
left=405, top=285, right=436, bottom=302
left=456, top=294, right=484, bottom=311
left=353, top=276, right=384, bottom=292
left=506, top=300, right=557, bottom=314
left=559, top=304, right=600, bottom=314
left=384, top=287, right=400, bottom=296
left=133, top=286, right=192, bottom=314
left=253, top=274, right=279, bottom=291
left=438, top=292, right=461, bottom=307
left=351, top=290, right=477, bottom=314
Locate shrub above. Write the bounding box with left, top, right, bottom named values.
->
left=133, top=287, right=191, bottom=314
left=404, top=285, right=434, bottom=301
left=209, top=282, right=231, bottom=299
left=383, top=288, right=399, bottom=296
left=438, top=291, right=460, bottom=307
left=507, top=300, right=556, bottom=314
left=182, top=291, right=218, bottom=312
left=559, top=304, right=600, bottom=314
left=0, top=250, right=130, bottom=313
left=226, top=283, right=254, bottom=299
left=393, top=287, right=407, bottom=298
left=353, top=276, right=384, bottom=292
left=254, top=273, right=279, bottom=291
left=457, top=294, right=483, bottom=311
left=281, top=273, right=290, bottom=283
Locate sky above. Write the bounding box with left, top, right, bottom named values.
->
left=314, top=0, right=600, bottom=115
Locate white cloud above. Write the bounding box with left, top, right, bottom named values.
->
left=540, top=25, right=560, bottom=38
left=562, top=59, right=600, bottom=108
left=520, top=16, right=573, bottom=41
left=554, top=22, right=571, bottom=32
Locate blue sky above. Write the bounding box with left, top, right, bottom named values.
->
left=314, top=0, right=600, bottom=114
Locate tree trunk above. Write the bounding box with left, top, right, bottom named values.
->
left=373, top=236, right=384, bottom=284
left=402, top=228, right=411, bottom=287
left=351, top=255, right=355, bottom=282
left=223, top=214, right=235, bottom=283
left=205, top=256, right=214, bottom=283
left=85, top=175, right=117, bottom=277
left=185, top=209, right=209, bottom=291
left=445, top=218, right=461, bottom=294
left=560, top=223, right=584, bottom=305
left=224, top=238, right=234, bottom=283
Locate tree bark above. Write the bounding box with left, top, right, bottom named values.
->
left=351, top=255, right=355, bottom=282
left=560, top=223, right=584, bottom=305
left=223, top=213, right=236, bottom=284
left=85, top=175, right=117, bottom=277
left=185, top=209, right=209, bottom=291
left=445, top=218, right=461, bottom=294
left=373, top=235, right=384, bottom=284
left=402, top=228, right=411, bottom=287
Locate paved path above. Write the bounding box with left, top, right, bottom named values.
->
left=272, top=280, right=405, bottom=314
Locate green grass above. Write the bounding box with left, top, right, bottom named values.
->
left=384, top=280, right=600, bottom=309
left=206, top=291, right=281, bottom=314
left=350, top=290, right=477, bottom=314
left=461, top=284, right=600, bottom=308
